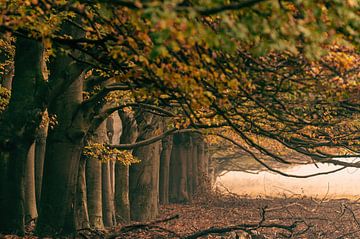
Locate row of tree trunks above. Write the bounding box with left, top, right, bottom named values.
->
left=0, top=26, right=212, bottom=236
left=1, top=38, right=214, bottom=233
left=165, top=133, right=212, bottom=204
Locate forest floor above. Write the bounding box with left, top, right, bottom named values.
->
left=3, top=192, right=360, bottom=239
left=111, top=192, right=360, bottom=239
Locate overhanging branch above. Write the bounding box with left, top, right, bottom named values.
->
left=109, top=128, right=201, bottom=150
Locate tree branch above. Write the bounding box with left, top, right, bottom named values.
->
left=197, top=0, right=267, bottom=16
left=215, top=133, right=348, bottom=178
left=109, top=128, right=201, bottom=150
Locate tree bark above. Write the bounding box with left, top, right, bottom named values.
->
left=25, top=143, right=38, bottom=222
left=169, top=140, right=179, bottom=202
left=0, top=36, right=45, bottom=235
left=106, top=112, right=121, bottom=217
left=197, top=139, right=206, bottom=193
left=129, top=111, right=161, bottom=221
left=203, top=145, right=211, bottom=190
left=102, top=161, right=116, bottom=227
left=191, top=136, right=199, bottom=195
left=110, top=161, right=115, bottom=199
left=159, top=135, right=173, bottom=205
left=186, top=136, right=193, bottom=201
left=74, top=157, right=90, bottom=230
left=169, top=134, right=189, bottom=203
left=86, top=156, right=104, bottom=229
left=36, top=66, right=85, bottom=235
left=114, top=163, right=130, bottom=223
left=115, top=110, right=138, bottom=223
left=35, top=120, right=48, bottom=210
left=37, top=135, right=84, bottom=235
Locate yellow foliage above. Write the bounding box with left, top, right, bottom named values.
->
left=0, top=86, right=10, bottom=113
left=83, top=143, right=140, bottom=165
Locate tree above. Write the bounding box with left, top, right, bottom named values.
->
left=0, top=36, right=46, bottom=234
left=0, top=0, right=359, bottom=235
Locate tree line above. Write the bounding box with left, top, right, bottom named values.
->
left=0, top=0, right=359, bottom=236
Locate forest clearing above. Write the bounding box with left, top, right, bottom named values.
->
left=0, top=0, right=359, bottom=238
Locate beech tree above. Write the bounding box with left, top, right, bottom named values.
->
left=0, top=0, right=359, bottom=236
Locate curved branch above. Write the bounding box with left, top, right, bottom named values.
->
left=197, top=0, right=266, bottom=16
left=215, top=133, right=347, bottom=178
left=109, top=128, right=201, bottom=150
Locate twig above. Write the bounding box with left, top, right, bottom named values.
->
left=337, top=229, right=360, bottom=239
left=183, top=208, right=301, bottom=239
left=344, top=204, right=360, bottom=228
left=105, top=214, right=179, bottom=239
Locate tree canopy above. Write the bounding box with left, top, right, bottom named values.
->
left=0, top=0, right=359, bottom=167
left=0, top=1, right=359, bottom=235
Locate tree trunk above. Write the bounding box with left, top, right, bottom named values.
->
left=74, top=157, right=90, bottom=230
left=110, top=161, right=115, bottom=199
left=0, top=36, right=45, bottom=235
left=203, top=145, right=211, bottom=190
left=25, top=143, right=38, bottom=222
left=35, top=120, right=48, bottom=210
left=159, top=135, right=173, bottom=205
left=169, top=140, right=179, bottom=202
left=179, top=135, right=189, bottom=202
left=36, top=19, right=87, bottom=234
left=86, top=156, right=104, bottom=229
left=115, top=110, right=137, bottom=223
left=37, top=138, right=83, bottom=235
left=191, top=136, right=199, bottom=195
left=169, top=134, right=189, bottom=203
left=114, top=163, right=130, bottom=223
left=86, top=121, right=109, bottom=229
left=88, top=118, right=115, bottom=228
left=102, top=161, right=116, bottom=227
left=106, top=114, right=117, bottom=195
left=129, top=112, right=161, bottom=221
left=106, top=112, right=122, bottom=223
left=0, top=145, right=29, bottom=235
left=36, top=68, right=85, bottom=235
left=0, top=152, right=10, bottom=229
left=197, top=139, right=206, bottom=193
left=208, top=155, right=215, bottom=189
left=186, top=137, right=194, bottom=201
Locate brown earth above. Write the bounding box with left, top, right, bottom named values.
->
left=2, top=192, right=360, bottom=239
